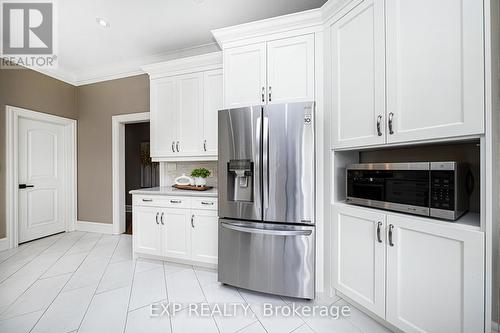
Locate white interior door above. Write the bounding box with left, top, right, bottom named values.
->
left=18, top=117, right=66, bottom=243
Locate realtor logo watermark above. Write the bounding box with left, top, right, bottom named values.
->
left=1, top=0, right=57, bottom=68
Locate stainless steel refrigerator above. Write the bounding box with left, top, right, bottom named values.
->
left=217, top=101, right=315, bottom=299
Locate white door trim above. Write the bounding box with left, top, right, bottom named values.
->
left=112, top=112, right=150, bottom=234
left=5, top=105, right=77, bottom=249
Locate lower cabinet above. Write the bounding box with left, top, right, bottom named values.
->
left=133, top=196, right=218, bottom=265
left=333, top=204, right=484, bottom=333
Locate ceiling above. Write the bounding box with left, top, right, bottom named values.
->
left=46, top=0, right=327, bottom=85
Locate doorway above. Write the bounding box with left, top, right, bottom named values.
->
left=112, top=112, right=151, bottom=235
left=6, top=106, right=77, bottom=248
left=124, top=122, right=159, bottom=234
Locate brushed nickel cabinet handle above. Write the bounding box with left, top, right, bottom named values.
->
left=176, top=141, right=180, bottom=152
left=160, top=212, right=164, bottom=225
left=155, top=212, right=159, bottom=225
left=171, top=141, right=175, bottom=153
left=376, top=222, right=382, bottom=243
left=142, top=198, right=153, bottom=202
left=376, top=115, right=383, bottom=136
left=201, top=201, right=214, bottom=205
left=170, top=200, right=181, bottom=204
left=261, top=87, right=265, bottom=102
left=388, top=112, right=394, bottom=135
left=191, top=214, right=195, bottom=228
left=268, top=86, right=272, bottom=102
left=203, top=139, right=207, bottom=152
left=388, top=224, right=394, bottom=246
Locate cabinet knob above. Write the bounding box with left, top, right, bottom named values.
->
left=388, top=224, right=394, bottom=246
left=376, top=115, right=383, bottom=136
left=388, top=112, right=395, bottom=135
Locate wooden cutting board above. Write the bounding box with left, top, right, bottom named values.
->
left=172, top=184, right=213, bottom=191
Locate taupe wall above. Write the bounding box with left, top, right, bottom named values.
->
left=76, top=75, right=149, bottom=224
left=0, top=67, right=77, bottom=238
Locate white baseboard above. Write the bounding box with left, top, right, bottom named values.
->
left=76, top=221, right=114, bottom=234
left=0, top=238, right=9, bottom=251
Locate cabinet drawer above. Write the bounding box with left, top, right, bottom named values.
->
left=133, top=195, right=192, bottom=208
left=191, top=198, right=218, bottom=211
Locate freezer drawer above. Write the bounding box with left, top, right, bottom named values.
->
left=218, top=219, right=315, bottom=299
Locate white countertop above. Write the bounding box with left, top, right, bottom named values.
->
left=129, top=186, right=218, bottom=198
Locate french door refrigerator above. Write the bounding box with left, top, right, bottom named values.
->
left=217, top=102, right=315, bottom=299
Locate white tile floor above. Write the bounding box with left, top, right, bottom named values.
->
left=0, top=231, right=392, bottom=333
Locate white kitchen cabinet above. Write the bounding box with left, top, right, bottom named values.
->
left=191, top=209, right=218, bottom=264
left=267, top=34, right=314, bottom=104
left=133, top=206, right=162, bottom=256
left=333, top=205, right=386, bottom=317
left=150, top=77, right=177, bottom=157
left=144, top=52, right=222, bottom=161
left=385, top=0, right=484, bottom=143
left=223, top=35, right=315, bottom=108
left=176, top=73, right=204, bottom=156
left=163, top=208, right=192, bottom=260
left=202, top=69, right=223, bottom=155
left=330, top=0, right=386, bottom=149
left=386, top=214, right=484, bottom=333
left=223, top=43, right=267, bottom=108
left=133, top=195, right=218, bottom=266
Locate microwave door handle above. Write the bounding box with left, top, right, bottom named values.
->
left=221, top=222, right=312, bottom=236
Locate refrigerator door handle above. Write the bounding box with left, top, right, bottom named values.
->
left=262, top=114, right=269, bottom=212
left=221, top=222, right=312, bottom=236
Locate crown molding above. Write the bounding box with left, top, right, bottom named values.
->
left=141, top=51, right=222, bottom=79
left=321, top=0, right=356, bottom=22
left=211, top=8, right=323, bottom=49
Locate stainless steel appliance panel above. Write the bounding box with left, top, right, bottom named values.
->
left=263, top=102, right=315, bottom=224
left=218, top=107, right=262, bottom=221
left=218, top=219, right=315, bottom=299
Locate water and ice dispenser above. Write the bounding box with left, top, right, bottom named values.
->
left=227, top=159, right=253, bottom=202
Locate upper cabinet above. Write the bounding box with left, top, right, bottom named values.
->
left=143, top=53, right=223, bottom=161
left=330, top=0, right=386, bottom=149
left=329, top=0, right=485, bottom=149
left=222, top=34, right=315, bottom=108
left=385, top=0, right=484, bottom=144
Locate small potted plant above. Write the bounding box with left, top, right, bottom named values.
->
left=191, top=168, right=211, bottom=187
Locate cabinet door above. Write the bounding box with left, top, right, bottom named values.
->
left=203, top=69, right=223, bottom=155
left=267, top=34, right=315, bottom=104
left=133, top=206, right=162, bottom=256
left=223, top=43, right=267, bottom=108
left=330, top=0, right=386, bottom=149
left=332, top=205, right=386, bottom=317
left=150, top=77, right=177, bottom=158
left=190, top=209, right=218, bottom=264
left=386, top=0, right=484, bottom=143
left=162, top=208, right=192, bottom=260
left=176, top=73, right=204, bottom=155
left=386, top=215, right=484, bottom=333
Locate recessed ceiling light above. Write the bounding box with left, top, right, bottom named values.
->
left=96, top=17, right=110, bottom=28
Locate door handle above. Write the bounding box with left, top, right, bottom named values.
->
left=388, top=224, right=394, bottom=246
left=160, top=212, right=164, bottom=225
left=261, top=87, right=265, bottom=102
left=376, top=222, right=382, bottom=243
left=171, top=141, right=175, bottom=153
left=191, top=214, right=195, bottom=228
left=155, top=212, right=159, bottom=225
left=388, top=112, right=394, bottom=135
left=176, top=141, right=180, bottom=152
left=18, top=184, right=34, bottom=189
left=221, top=222, right=312, bottom=236
left=203, top=139, right=207, bottom=152
left=268, top=86, right=272, bottom=102
left=376, top=115, right=382, bottom=136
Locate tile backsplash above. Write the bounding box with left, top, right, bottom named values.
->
left=161, top=161, right=218, bottom=187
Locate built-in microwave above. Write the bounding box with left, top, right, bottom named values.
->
left=346, top=162, right=470, bottom=220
